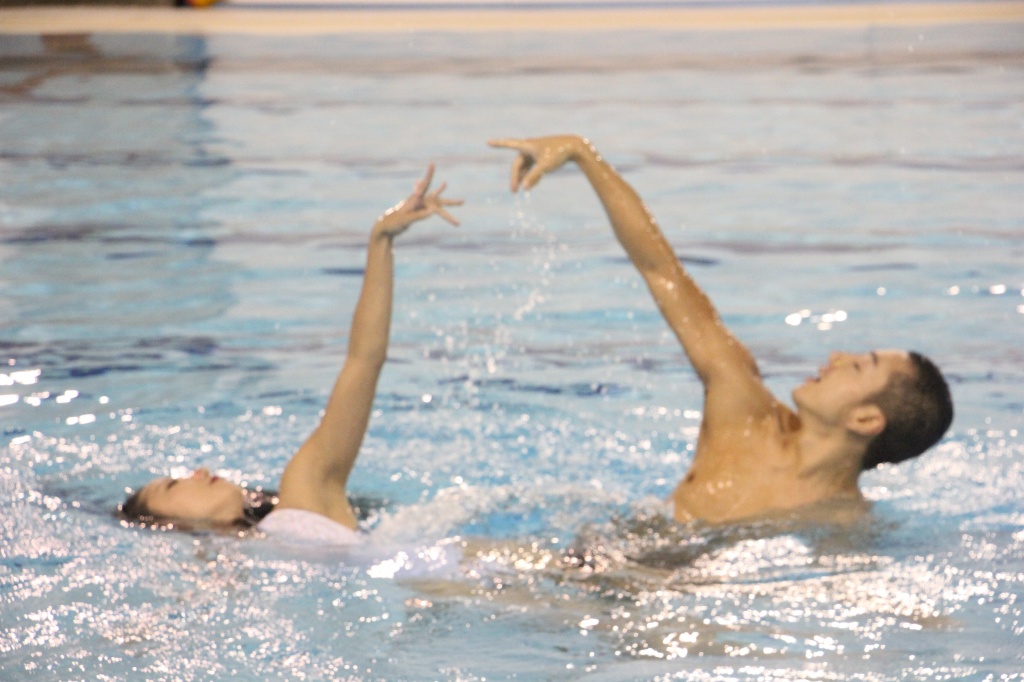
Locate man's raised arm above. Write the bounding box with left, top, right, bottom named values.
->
left=489, top=135, right=761, bottom=398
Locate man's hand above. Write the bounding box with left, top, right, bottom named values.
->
left=374, top=164, right=462, bottom=238
left=489, top=135, right=590, bottom=192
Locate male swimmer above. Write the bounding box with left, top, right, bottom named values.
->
left=490, top=135, right=953, bottom=525
left=120, top=166, right=462, bottom=543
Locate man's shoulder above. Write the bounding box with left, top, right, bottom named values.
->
left=702, top=376, right=794, bottom=429
left=700, top=399, right=799, bottom=449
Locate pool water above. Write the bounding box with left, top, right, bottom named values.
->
left=1, top=20, right=1023, bottom=681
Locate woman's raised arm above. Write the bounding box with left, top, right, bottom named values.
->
left=276, top=165, right=461, bottom=529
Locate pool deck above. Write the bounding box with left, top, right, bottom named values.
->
left=1, top=1, right=1023, bottom=35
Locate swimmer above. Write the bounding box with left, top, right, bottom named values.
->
left=120, top=165, right=462, bottom=543
left=490, top=135, right=953, bottom=525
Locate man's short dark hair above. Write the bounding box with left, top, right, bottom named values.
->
left=861, top=351, right=953, bottom=471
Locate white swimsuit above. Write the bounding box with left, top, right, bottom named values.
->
left=257, top=508, right=362, bottom=546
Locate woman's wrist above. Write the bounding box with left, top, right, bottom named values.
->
left=370, top=220, right=398, bottom=244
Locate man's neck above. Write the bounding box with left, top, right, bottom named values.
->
left=792, top=414, right=865, bottom=499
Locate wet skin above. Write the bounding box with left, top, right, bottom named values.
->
left=490, top=133, right=920, bottom=524
left=672, top=349, right=913, bottom=523
left=129, top=165, right=461, bottom=530
left=793, top=349, right=913, bottom=427
left=139, top=467, right=247, bottom=526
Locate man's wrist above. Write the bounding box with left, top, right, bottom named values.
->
left=572, top=136, right=601, bottom=169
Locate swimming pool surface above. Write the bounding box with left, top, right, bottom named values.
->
left=1, top=13, right=1023, bottom=681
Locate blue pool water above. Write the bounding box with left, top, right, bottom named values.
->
left=1, top=20, right=1023, bottom=681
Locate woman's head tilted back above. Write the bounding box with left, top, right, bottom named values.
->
left=119, top=467, right=276, bottom=530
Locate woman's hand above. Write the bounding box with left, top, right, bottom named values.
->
left=488, top=135, right=590, bottom=192
left=373, top=164, right=462, bottom=239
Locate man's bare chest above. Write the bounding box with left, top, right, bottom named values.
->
left=672, top=420, right=797, bottom=523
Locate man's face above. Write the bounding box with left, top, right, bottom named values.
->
left=792, top=349, right=913, bottom=426
left=139, top=467, right=247, bottom=526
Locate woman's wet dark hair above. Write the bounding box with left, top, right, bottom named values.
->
left=241, top=488, right=278, bottom=526
left=118, top=488, right=152, bottom=525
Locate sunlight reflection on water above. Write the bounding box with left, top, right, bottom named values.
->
left=1, top=20, right=1023, bottom=682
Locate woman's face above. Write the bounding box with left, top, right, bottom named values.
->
left=138, top=467, right=247, bottom=526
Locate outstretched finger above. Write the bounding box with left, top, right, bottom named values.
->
left=521, top=162, right=547, bottom=192
left=510, top=154, right=531, bottom=192
left=488, top=138, right=528, bottom=151
left=429, top=183, right=465, bottom=210
left=427, top=180, right=448, bottom=201
left=435, top=206, right=461, bottom=226
left=415, top=163, right=436, bottom=197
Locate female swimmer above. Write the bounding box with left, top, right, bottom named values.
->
left=119, top=166, right=461, bottom=544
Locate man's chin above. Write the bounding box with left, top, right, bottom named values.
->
left=791, top=382, right=813, bottom=406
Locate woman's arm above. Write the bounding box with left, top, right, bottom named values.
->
left=276, top=165, right=461, bottom=529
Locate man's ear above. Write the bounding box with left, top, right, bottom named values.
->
left=846, top=403, right=886, bottom=437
